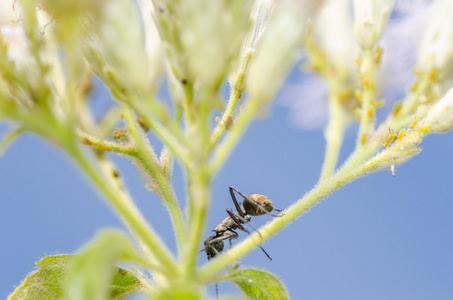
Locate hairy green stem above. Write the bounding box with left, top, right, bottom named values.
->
left=208, top=101, right=259, bottom=174
left=357, top=50, right=376, bottom=148
left=92, top=152, right=170, bottom=286
left=67, top=143, right=179, bottom=277
left=399, top=73, right=432, bottom=118
left=77, top=130, right=135, bottom=154
left=128, top=101, right=191, bottom=167
left=319, top=94, right=348, bottom=181
left=340, top=72, right=433, bottom=175
left=211, top=50, right=253, bottom=147
left=182, top=168, right=210, bottom=277
left=122, top=105, right=186, bottom=251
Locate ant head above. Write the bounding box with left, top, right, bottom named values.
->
left=204, top=236, right=224, bottom=260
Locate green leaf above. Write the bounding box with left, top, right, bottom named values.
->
left=8, top=255, right=71, bottom=300
left=226, top=268, right=287, bottom=300
left=8, top=254, right=145, bottom=300
left=65, top=230, right=151, bottom=300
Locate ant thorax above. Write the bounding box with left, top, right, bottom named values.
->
left=214, top=216, right=239, bottom=232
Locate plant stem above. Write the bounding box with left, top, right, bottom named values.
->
left=197, top=131, right=423, bottom=279
left=122, top=105, right=186, bottom=251
left=92, top=152, right=169, bottom=282
left=77, top=130, right=135, bottom=154
left=208, top=101, right=259, bottom=175
left=357, top=50, right=376, bottom=148
left=128, top=101, right=191, bottom=167
left=182, top=168, right=210, bottom=277
left=399, top=73, right=432, bottom=118
left=210, top=50, right=253, bottom=147
left=319, top=93, right=348, bottom=181
left=340, top=72, right=433, bottom=174
left=67, top=143, right=179, bottom=277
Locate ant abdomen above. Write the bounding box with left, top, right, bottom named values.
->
left=244, top=194, right=273, bottom=216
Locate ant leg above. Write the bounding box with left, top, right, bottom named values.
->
left=242, top=227, right=273, bottom=261
left=208, top=231, right=238, bottom=245
left=229, top=186, right=246, bottom=216
left=216, top=282, right=219, bottom=300
left=227, top=209, right=262, bottom=238
left=230, top=186, right=281, bottom=218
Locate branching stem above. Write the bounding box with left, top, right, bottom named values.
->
left=128, top=101, right=191, bottom=167
left=211, top=50, right=253, bottom=147
left=208, top=101, right=259, bottom=175
left=77, top=130, right=135, bottom=154
left=67, top=143, right=179, bottom=277
left=122, top=105, right=186, bottom=251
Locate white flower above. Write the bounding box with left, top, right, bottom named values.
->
left=137, top=0, right=165, bottom=94
left=0, top=0, right=17, bottom=22
left=353, top=0, right=395, bottom=49
left=241, top=0, right=275, bottom=54
left=423, top=87, right=453, bottom=133
left=315, top=0, right=356, bottom=82
left=417, top=0, right=453, bottom=80
left=1, top=25, right=29, bottom=65
left=178, top=0, right=252, bottom=89
left=0, top=0, right=29, bottom=66
left=247, top=0, right=315, bottom=102
left=379, top=0, right=430, bottom=97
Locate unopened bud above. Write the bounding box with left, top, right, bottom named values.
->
left=423, top=87, right=453, bottom=133
left=417, top=0, right=453, bottom=80
left=353, top=0, right=395, bottom=49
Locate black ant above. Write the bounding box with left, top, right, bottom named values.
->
left=203, top=186, right=283, bottom=261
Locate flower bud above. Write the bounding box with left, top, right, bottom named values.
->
left=0, top=1, right=30, bottom=67
left=315, top=0, right=356, bottom=82
left=423, top=87, right=453, bottom=133
left=137, top=0, right=165, bottom=94
left=83, top=0, right=150, bottom=94
left=241, top=0, right=275, bottom=55
left=417, top=0, right=453, bottom=80
left=177, top=0, right=252, bottom=89
left=353, top=0, right=395, bottom=49
left=247, top=0, right=315, bottom=102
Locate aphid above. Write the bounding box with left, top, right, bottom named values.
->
left=388, top=164, right=397, bottom=177
left=374, top=47, right=383, bottom=65
left=410, top=117, right=419, bottom=130
left=203, top=187, right=283, bottom=262
left=397, top=129, right=406, bottom=141
left=384, top=128, right=396, bottom=148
